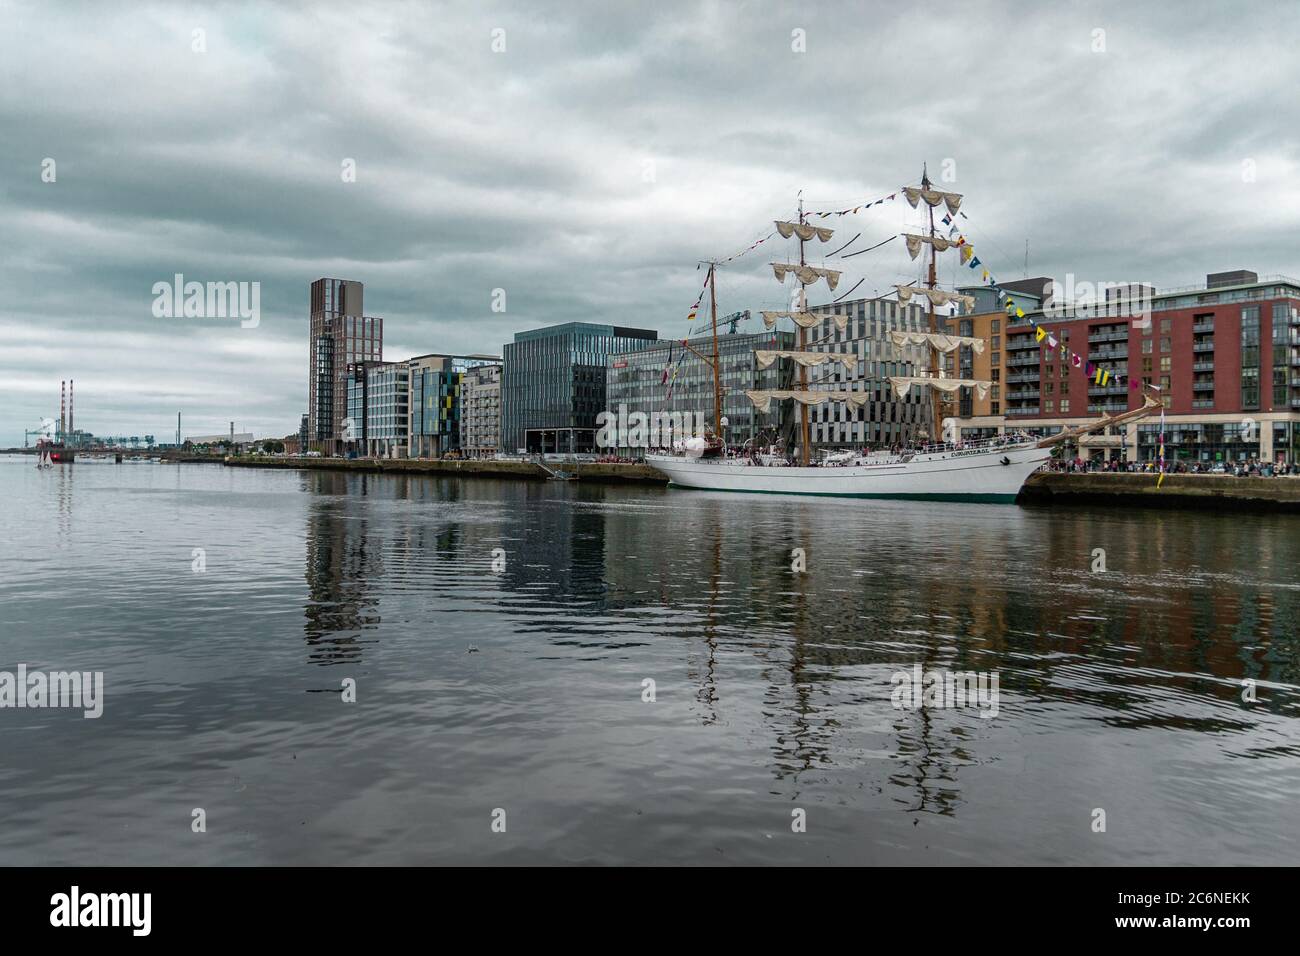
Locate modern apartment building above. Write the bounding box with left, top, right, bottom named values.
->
left=501, top=322, right=658, bottom=454
left=461, top=363, right=502, bottom=457
left=309, top=278, right=382, bottom=456
left=950, top=270, right=1300, bottom=464
left=604, top=330, right=797, bottom=453
left=408, top=354, right=458, bottom=459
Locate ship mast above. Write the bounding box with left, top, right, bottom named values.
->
left=923, top=164, right=943, bottom=445
left=708, top=261, right=723, bottom=441
left=798, top=192, right=810, bottom=467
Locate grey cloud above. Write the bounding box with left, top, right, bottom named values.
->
left=2, top=0, right=1298, bottom=443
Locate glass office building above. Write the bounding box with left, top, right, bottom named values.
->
left=501, top=322, right=658, bottom=454
left=605, top=330, right=796, bottom=453
left=345, top=362, right=373, bottom=452
left=805, top=296, right=936, bottom=447
left=364, top=361, right=409, bottom=458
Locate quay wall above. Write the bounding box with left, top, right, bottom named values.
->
left=223, top=455, right=669, bottom=485
left=222, top=456, right=1300, bottom=509
left=1019, top=471, right=1300, bottom=512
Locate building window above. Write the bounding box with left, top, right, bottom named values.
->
left=1160, top=356, right=1171, bottom=372
left=1160, top=318, right=1172, bottom=334
left=1242, top=306, right=1261, bottom=409
left=1142, top=339, right=1153, bottom=354
left=1060, top=399, right=1070, bottom=413
left=1044, top=399, right=1055, bottom=413
left=991, top=319, right=1001, bottom=333
left=1160, top=337, right=1171, bottom=352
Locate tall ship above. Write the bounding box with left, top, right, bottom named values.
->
left=646, top=169, right=1157, bottom=501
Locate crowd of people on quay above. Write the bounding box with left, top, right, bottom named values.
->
left=1047, top=456, right=1300, bottom=477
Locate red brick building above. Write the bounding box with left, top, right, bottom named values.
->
left=955, top=271, right=1300, bottom=465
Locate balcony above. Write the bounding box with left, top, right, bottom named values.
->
left=1192, top=381, right=1215, bottom=392
left=1006, top=338, right=1040, bottom=351
left=1192, top=360, right=1215, bottom=372
left=1192, top=340, right=1215, bottom=352
left=1008, top=389, right=1041, bottom=400
left=1192, top=320, right=1215, bottom=332
left=1007, top=371, right=1040, bottom=383
left=1088, top=403, right=1128, bottom=414
left=1088, top=347, right=1128, bottom=361
left=1007, top=354, right=1040, bottom=367
left=1192, top=399, right=1215, bottom=409
left=1088, top=385, right=1128, bottom=397
left=1006, top=406, right=1040, bottom=416
left=1087, top=329, right=1129, bottom=343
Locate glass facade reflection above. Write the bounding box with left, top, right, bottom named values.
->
left=605, top=330, right=796, bottom=451
left=502, top=322, right=657, bottom=453
left=806, top=296, right=935, bottom=447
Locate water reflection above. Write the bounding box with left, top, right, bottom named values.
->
left=294, top=472, right=1300, bottom=826
left=10, top=456, right=1295, bottom=864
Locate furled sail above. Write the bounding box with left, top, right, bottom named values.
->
left=745, top=389, right=872, bottom=414
left=894, top=285, right=976, bottom=312
left=755, top=349, right=856, bottom=371
left=770, top=262, right=842, bottom=290
left=774, top=220, right=835, bottom=243
left=888, top=376, right=991, bottom=400
left=761, top=310, right=849, bottom=331
left=902, top=186, right=963, bottom=216
left=903, top=233, right=960, bottom=260
left=888, top=330, right=986, bottom=355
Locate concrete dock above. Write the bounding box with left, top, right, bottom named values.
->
left=223, top=455, right=669, bottom=485
left=1018, top=470, right=1300, bottom=512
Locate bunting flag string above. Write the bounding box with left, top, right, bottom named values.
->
left=958, top=217, right=1133, bottom=389
left=719, top=230, right=776, bottom=264
left=809, top=189, right=900, bottom=218
left=1008, top=302, right=1129, bottom=389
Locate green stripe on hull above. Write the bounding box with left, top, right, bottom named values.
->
left=664, top=481, right=1018, bottom=503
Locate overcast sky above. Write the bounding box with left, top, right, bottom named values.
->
left=2, top=0, right=1298, bottom=444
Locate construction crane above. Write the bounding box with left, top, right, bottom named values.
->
left=24, top=420, right=56, bottom=447
left=719, top=309, right=750, bottom=334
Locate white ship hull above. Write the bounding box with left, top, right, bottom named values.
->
left=645, top=443, right=1051, bottom=501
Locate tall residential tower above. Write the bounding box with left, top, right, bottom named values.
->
left=309, top=278, right=382, bottom=455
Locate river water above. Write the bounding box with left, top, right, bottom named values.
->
left=1, top=454, right=1298, bottom=865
